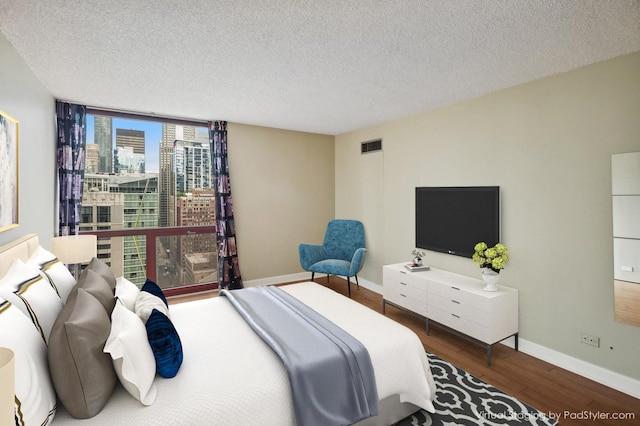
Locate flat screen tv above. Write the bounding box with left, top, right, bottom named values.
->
left=415, top=186, right=500, bottom=258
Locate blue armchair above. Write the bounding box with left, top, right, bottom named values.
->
left=298, top=219, right=366, bottom=297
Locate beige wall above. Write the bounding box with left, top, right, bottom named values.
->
left=336, top=52, right=640, bottom=379
left=228, top=123, right=335, bottom=282
left=0, top=33, right=56, bottom=248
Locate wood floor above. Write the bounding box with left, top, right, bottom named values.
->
left=169, top=277, right=640, bottom=425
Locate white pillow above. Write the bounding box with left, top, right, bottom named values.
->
left=115, top=277, right=140, bottom=311
left=0, top=259, right=63, bottom=343
left=104, top=299, right=157, bottom=405
left=134, top=291, right=170, bottom=323
left=0, top=297, right=57, bottom=425
left=27, top=245, right=76, bottom=303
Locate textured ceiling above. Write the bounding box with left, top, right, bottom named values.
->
left=1, top=0, right=639, bottom=135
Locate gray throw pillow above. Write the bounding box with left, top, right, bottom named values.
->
left=84, top=257, right=117, bottom=290
left=71, top=269, right=115, bottom=314
left=48, top=288, right=117, bottom=418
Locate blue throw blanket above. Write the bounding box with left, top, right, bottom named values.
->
left=220, top=286, right=379, bottom=426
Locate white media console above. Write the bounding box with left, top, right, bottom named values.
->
left=382, top=263, right=519, bottom=365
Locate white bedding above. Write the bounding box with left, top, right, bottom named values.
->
left=53, top=282, right=436, bottom=425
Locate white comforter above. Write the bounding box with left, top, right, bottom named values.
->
left=53, top=282, right=435, bottom=425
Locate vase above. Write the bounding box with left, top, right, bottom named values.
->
left=481, top=268, right=500, bottom=292
left=413, top=257, right=423, bottom=266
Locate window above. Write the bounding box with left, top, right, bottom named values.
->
left=81, top=112, right=216, bottom=293
left=97, top=206, right=111, bottom=223
left=81, top=206, right=93, bottom=223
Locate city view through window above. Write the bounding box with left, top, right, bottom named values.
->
left=80, top=114, right=216, bottom=291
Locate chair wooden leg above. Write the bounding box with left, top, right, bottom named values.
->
left=347, top=276, right=351, bottom=298
left=311, top=272, right=315, bottom=282
left=327, top=274, right=330, bottom=285
left=355, top=275, right=360, bottom=290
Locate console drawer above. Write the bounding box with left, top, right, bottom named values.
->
left=429, top=282, right=491, bottom=312
left=428, top=293, right=492, bottom=326
left=384, top=280, right=427, bottom=316
left=383, top=266, right=428, bottom=290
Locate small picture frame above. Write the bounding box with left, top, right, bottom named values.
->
left=0, top=109, right=19, bottom=232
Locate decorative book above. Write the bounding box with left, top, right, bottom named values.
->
left=404, top=263, right=430, bottom=272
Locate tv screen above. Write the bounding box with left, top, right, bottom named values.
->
left=415, top=186, right=500, bottom=258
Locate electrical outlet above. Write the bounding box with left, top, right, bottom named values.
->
left=580, top=333, right=600, bottom=347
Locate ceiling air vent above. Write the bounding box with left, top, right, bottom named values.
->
left=361, top=138, right=382, bottom=154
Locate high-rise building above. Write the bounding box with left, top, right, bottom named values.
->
left=115, top=129, right=145, bottom=174
left=94, top=116, right=113, bottom=173
left=116, top=128, right=145, bottom=154
left=115, top=175, right=158, bottom=284
left=173, top=139, right=213, bottom=194
left=159, top=124, right=175, bottom=227
left=159, top=124, right=209, bottom=227
left=175, top=189, right=216, bottom=284
left=80, top=175, right=125, bottom=277
left=114, top=146, right=145, bottom=174
left=85, top=144, right=100, bottom=174
left=80, top=173, right=159, bottom=286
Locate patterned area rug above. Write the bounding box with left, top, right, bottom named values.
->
left=396, top=353, right=558, bottom=425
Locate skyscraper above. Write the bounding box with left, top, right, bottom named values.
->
left=159, top=124, right=209, bottom=227
left=85, top=144, right=100, bottom=174
left=94, top=116, right=112, bottom=173
left=116, top=128, right=145, bottom=154
left=175, top=189, right=216, bottom=284
left=115, top=129, right=145, bottom=174
left=159, top=124, right=176, bottom=227
left=80, top=173, right=159, bottom=286
left=173, top=140, right=213, bottom=194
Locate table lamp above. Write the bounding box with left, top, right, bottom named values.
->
left=51, top=235, right=98, bottom=278
left=0, top=347, right=14, bottom=425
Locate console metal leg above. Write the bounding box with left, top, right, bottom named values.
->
left=487, top=345, right=492, bottom=366
left=515, top=333, right=519, bottom=351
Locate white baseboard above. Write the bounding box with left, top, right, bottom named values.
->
left=515, top=338, right=640, bottom=399
left=246, top=272, right=640, bottom=399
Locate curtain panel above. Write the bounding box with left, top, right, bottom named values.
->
left=210, top=121, right=243, bottom=289
left=55, top=101, right=87, bottom=236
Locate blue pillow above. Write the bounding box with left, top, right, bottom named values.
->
left=146, top=309, right=183, bottom=378
left=141, top=279, right=168, bottom=307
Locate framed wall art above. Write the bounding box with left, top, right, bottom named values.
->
left=0, top=110, right=19, bottom=232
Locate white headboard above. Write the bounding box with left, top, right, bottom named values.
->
left=0, top=234, right=40, bottom=278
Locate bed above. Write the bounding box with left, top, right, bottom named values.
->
left=0, top=234, right=436, bottom=426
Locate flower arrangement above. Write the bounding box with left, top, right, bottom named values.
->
left=411, top=249, right=425, bottom=265
left=411, top=249, right=425, bottom=259
left=472, top=242, right=509, bottom=273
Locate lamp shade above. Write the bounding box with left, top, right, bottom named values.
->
left=51, top=235, right=98, bottom=264
left=0, top=347, right=14, bottom=426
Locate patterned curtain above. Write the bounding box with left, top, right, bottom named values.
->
left=210, top=121, right=243, bottom=289
left=56, top=101, right=87, bottom=236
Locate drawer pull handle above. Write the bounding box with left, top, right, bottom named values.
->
left=451, top=300, right=460, bottom=304
left=400, top=294, right=407, bottom=297
left=451, top=286, right=460, bottom=291
left=400, top=271, right=407, bottom=274
left=400, top=282, right=407, bottom=286
left=451, top=314, right=460, bottom=318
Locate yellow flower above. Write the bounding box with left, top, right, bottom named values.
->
left=474, top=242, right=487, bottom=253
left=485, top=248, right=497, bottom=259
left=472, top=242, right=510, bottom=271
left=495, top=243, right=508, bottom=254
